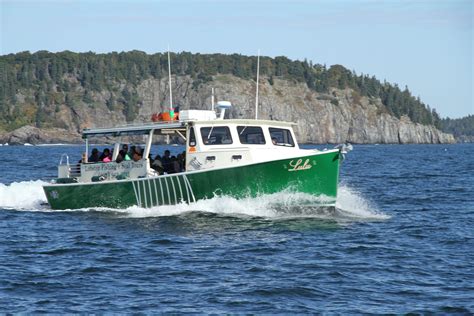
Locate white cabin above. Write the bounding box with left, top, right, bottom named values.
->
left=184, top=119, right=303, bottom=171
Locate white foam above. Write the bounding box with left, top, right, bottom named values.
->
left=336, top=185, right=390, bottom=220
left=0, top=180, right=48, bottom=209
left=121, top=185, right=389, bottom=221
left=122, top=193, right=284, bottom=219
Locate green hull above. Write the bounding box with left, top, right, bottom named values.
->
left=43, top=150, right=341, bottom=210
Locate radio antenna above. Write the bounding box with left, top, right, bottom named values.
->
left=255, top=49, right=260, bottom=120
left=211, top=87, right=215, bottom=111
left=167, top=45, right=174, bottom=118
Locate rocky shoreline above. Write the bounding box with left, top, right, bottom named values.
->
left=0, top=126, right=82, bottom=145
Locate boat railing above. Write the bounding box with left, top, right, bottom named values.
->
left=59, top=153, right=69, bottom=166
left=57, top=154, right=81, bottom=179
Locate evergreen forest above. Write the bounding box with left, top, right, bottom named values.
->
left=0, top=50, right=457, bottom=132
left=440, top=115, right=474, bottom=137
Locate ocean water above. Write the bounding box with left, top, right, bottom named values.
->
left=0, top=143, right=472, bottom=313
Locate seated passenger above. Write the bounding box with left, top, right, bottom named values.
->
left=171, top=156, right=181, bottom=173
left=122, top=144, right=131, bottom=160
left=162, top=150, right=172, bottom=173
left=151, top=155, right=164, bottom=174
left=177, top=153, right=185, bottom=172
left=132, top=147, right=142, bottom=162
left=129, top=146, right=136, bottom=160
left=116, top=150, right=125, bottom=163
left=101, top=148, right=111, bottom=162
left=88, top=148, right=100, bottom=163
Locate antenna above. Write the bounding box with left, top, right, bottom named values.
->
left=211, top=88, right=215, bottom=111
left=167, top=45, right=174, bottom=118
left=255, top=49, right=260, bottom=120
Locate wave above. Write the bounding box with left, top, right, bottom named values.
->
left=336, top=186, right=389, bottom=220
left=119, top=185, right=389, bottom=221
left=0, top=180, right=389, bottom=221
left=0, top=180, right=48, bottom=210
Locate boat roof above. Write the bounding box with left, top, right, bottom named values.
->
left=189, top=119, right=296, bottom=127
left=82, top=121, right=185, bottom=138
left=82, top=119, right=295, bottom=138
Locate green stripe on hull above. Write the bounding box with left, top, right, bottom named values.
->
left=43, top=150, right=340, bottom=210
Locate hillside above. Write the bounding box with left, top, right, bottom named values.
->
left=440, top=115, right=474, bottom=143
left=0, top=51, right=454, bottom=144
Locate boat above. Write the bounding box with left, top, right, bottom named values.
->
left=43, top=49, right=349, bottom=210
left=42, top=102, right=348, bottom=210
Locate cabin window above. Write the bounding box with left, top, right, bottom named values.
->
left=188, top=127, right=196, bottom=147
left=237, top=126, right=266, bottom=144
left=269, top=128, right=295, bottom=147
left=200, top=126, right=233, bottom=145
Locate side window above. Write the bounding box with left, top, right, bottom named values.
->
left=237, top=126, right=266, bottom=144
left=200, top=126, right=233, bottom=145
left=269, top=128, right=295, bottom=147
left=188, top=127, right=196, bottom=147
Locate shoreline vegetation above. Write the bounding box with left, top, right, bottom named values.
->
left=0, top=51, right=470, bottom=144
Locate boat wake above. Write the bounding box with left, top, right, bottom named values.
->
left=0, top=180, right=389, bottom=222
left=120, top=186, right=389, bottom=221
left=0, top=180, right=49, bottom=210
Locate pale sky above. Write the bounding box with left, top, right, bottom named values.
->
left=1, top=0, right=473, bottom=118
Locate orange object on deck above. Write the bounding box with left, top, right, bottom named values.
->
left=151, top=111, right=179, bottom=122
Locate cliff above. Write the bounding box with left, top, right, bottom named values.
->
left=0, top=75, right=454, bottom=145
left=1, top=51, right=456, bottom=144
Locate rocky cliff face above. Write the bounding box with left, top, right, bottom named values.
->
left=1, top=75, right=455, bottom=144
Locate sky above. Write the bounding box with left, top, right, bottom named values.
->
left=1, top=0, right=473, bottom=118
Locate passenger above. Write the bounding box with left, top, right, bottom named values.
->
left=177, top=153, right=185, bottom=172
left=272, top=137, right=278, bottom=145
left=171, top=156, right=181, bottom=173
left=88, top=148, right=100, bottom=163
left=132, top=147, right=142, bottom=162
left=182, top=151, right=186, bottom=171
left=151, top=155, right=164, bottom=174
left=129, top=146, right=136, bottom=160
left=122, top=144, right=131, bottom=160
left=162, top=150, right=172, bottom=173
left=116, top=150, right=125, bottom=163
left=101, top=148, right=111, bottom=162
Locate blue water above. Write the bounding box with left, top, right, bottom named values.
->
left=0, top=144, right=473, bottom=313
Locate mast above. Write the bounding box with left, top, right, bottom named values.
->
left=211, top=87, right=215, bottom=111
left=255, top=49, right=260, bottom=120
left=167, top=45, right=174, bottom=118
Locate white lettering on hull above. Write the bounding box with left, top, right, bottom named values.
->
left=287, top=158, right=314, bottom=172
